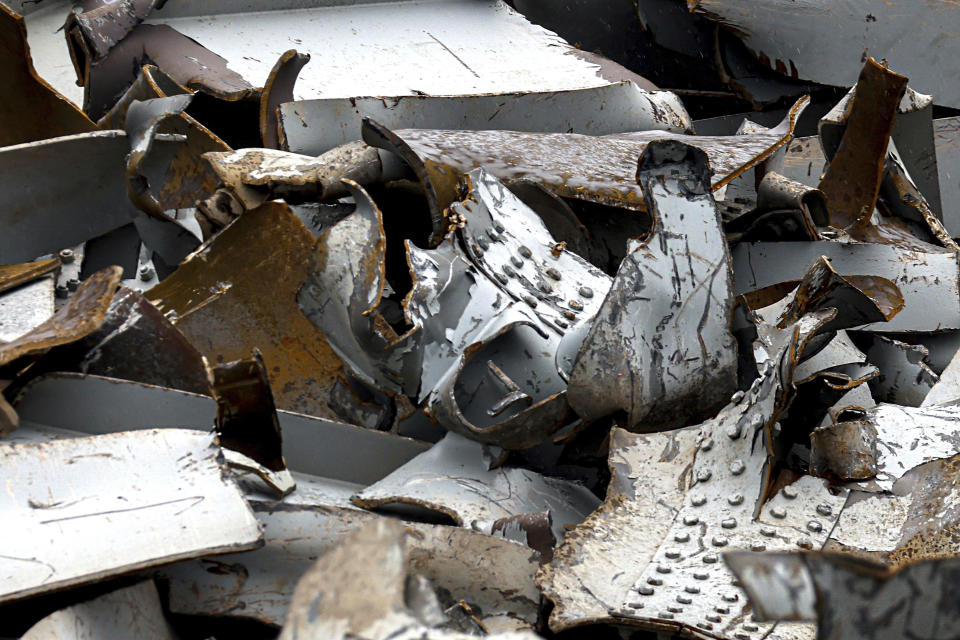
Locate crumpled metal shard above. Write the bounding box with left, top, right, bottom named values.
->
left=687, top=0, right=960, bottom=110
left=275, top=519, right=539, bottom=640
left=20, top=580, right=176, bottom=640
left=726, top=171, right=828, bottom=242
left=260, top=49, right=311, bottom=150
left=65, top=0, right=166, bottom=62
left=0, top=4, right=94, bottom=147
left=861, top=334, right=939, bottom=406
left=725, top=552, right=960, bottom=640
left=160, top=494, right=542, bottom=632
left=540, top=306, right=846, bottom=638
left=732, top=241, right=960, bottom=332
left=146, top=201, right=349, bottom=422
left=808, top=419, right=879, bottom=482
left=363, top=96, right=807, bottom=244
left=568, top=140, right=738, bottom=431
left=0, top=266, right=121, bottom=370
left=0, top=428, right=262, bottom=604
left=207, top=349, right=294, bottom=497
left=352, top=433, right=599, bottom=546
left=279, top=81, right=691, bottom=157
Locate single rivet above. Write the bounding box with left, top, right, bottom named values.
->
left=495, top=273, right=508, bottom=284
left=683, top=515, right=700, bottom=525
left=474, top=248, right=485, bottom=258
left=735, top=634, right=750, bottom=640
left=691, top=494, right=707, bottom=507
left=665, top=548, right=681, bottom=559
left=677, top=595, right=692, bottom=604
left=59, top=248, right=75, bottom=263
left=750, top=542, right=766, bottom=552
left=546, top=268, right=561, bottom=280
left=751, top=414, right=764, bottom=429
left=797, top=538, right=814, bottom=550
left=694, top=571, right=709, bottom=580
left=674, top=532, right=690, bottom=543
left=568, top=299, right=584, bottom=311
left=518, top=245, right=532, bottom=258
left=730, top=459, right=746, bottom=475
left=667, top=606, right=683, bottom=613
left=659, top=612, right=675, bottom=620
left=816, top=504, right=833, bottom=517
left=744, top=624, right=760, bottom=632
left=67, top=278, right=80, bottom=291
left=646, top=577, right=662, bottom=586
left=700, top=438, right=714, bottom=451
left=629, top=601, right=645, bottom=609
left=707, top=615, right=722, bottom=623
left=478, top=237, right=490, bottom=251
left=726, top=425, right=742, bottom=439
left=807, top=520, right=823, bottom=533
left=486, top=228, right=499, bottom=240
left=696, top=470, right=712, bottom=482
left=511, top=255, right=524, bottom=268
left=721, top=518, right=737, bottom=529
left=656, top=564, right=672, bottom=574
left=722, top=593, right=739, bottom=603
left=493, top=222, right=505, bottom=233
left=579, top=286, right=594, bottom=298
left=638, top=586, right=654, bottom=595
left=715, top=606, right=730, bottom=614
left=731, top=390, right=745, bottom=403
left=685, top=585, right=700, bottom=594
left=563, top=310, right=577, bottom=320
left=771, top=507, right=786, bottom=519
left=556, top=320, right=568, bottom=329
left=760, top=527, right=776, bottom=537
left=503, top=265, right=516, bottom=278
left=524, top=295, right=538, bottom=308
left=782, top=486, right=798, bottom=499
left=699, top=623, right=714, bottom=631
left=539, top=281, right=553, bottom=294
left=712, top=536, right=729, bottom=547
left=55, top=284, right=69, bottom=298
left=728, top=493, right=744, bottom=506
left=704, top=554, right=719, bottom=564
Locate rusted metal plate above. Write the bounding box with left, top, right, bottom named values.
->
left=279, top=81, right=690, bottom=156
left=0, top=267, right=121, bottom=369
left=146, top=201, right=348, bottom=421
left=353, top=433, right=599, bottom=544
left=0, top=4, right=94, bottom=147
left=687, top=0, right=960, bottom=110
left=0, top=428, right=262, bottom=603
left=21, top=580, right=176, bottom=640
left=365, top=97, right=807, bottom=241
left=567, top=140, right=738, bottom=431
left=0, top=259, right=59, bottom=296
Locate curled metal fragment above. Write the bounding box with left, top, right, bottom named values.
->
left=809, top=419, right=879, bottom=482
left=0, top=267, right=121, bottom=369
left=260, top=49, right=310, bottom=149
left=568, top=140, right=738, bottom=431
left=207, top=349, right=294, bottom=497
left=0, top=4, right=94, bottom=147
left=363, top=96, right=807, bottom=244
left=65, top=0, right=167, bottom=61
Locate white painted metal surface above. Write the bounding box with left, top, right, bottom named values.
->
left=0, top=276, right=54, bottom=342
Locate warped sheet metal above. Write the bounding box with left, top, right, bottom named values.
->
left=353, top=433, right=599, bottom=543
left=12, top=373, right=429, bottom=485
left=0, top=4, right=94, bottom=147
left=567, top=140, right=737, bottom=431
left=365, top=97, right=807, bottom=239
left=726, top=552, right=960, bottom=640
left=274, top=519, right=540, bottom=640
left=278, top=81, right=690, bottom=156
left=687, top=0, right=960, bottom=110
left=21, top=580, right=176, bottom=640
left=160, top=494, right=542, bottom=632
left=732, top=241, right=960, bottom=332
left=540, top=308, right=846, bottom=638
left=0, top=428, right=262, bottom=603
left=146, top=201, right=349, bottom=421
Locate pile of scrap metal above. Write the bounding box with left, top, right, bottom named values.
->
left=4, top=0, right=960, bottom=638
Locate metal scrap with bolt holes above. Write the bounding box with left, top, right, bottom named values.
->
left=5, top=1, right=960, bottom=638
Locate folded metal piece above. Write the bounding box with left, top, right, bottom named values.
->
left=21, top=580, right=176, bottom=640
left=353, top=433, right=599, bottom=545
left=275, top=519, right=540, bottom=640
left=279, top=81, right=690, bottom=157
left=687, top=0, right=960, bottom=110
left=726, top=552, right=960, bottom=639
left=364, top=96, right=807, bottom=244
left=0, top=4, right=94, bottom=147
left=861, top=334, right=939, bottom=406
left=540, top=306, right=846, bottom=638
left=261, top=49, right=310, bottom=149
left=568, top=140, right=738, bottom=431
left=65, top=0, right=166, bottom=61
left=809, top=419, right=879, bottom=482
left=0, top=428, right=262, bottom=603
